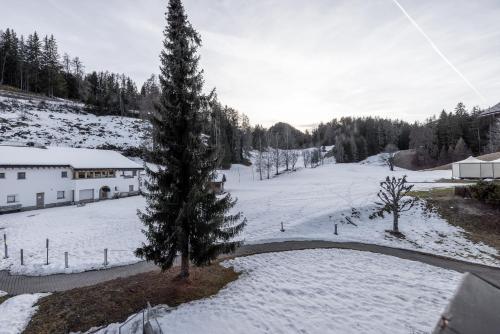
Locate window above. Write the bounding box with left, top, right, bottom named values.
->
left=61, top=171, right=68, bottom=178
left=95, top=171, right=102, bottom=178
left=132, top=170, right=137, bottom=177
left=129, top=185, right=134, bottom=192
left=17, top=172, right=26, bottom=180
left=7, top=195, right=18, bottom=203
left=57, top=191, right=65, bottom=199
left=0, top=173, right=4, bottom=179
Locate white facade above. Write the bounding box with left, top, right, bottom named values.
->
left=0, top=145, right=143, bottom=212
left=452, top=156, right=500, bottom=179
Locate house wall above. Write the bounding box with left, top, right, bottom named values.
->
left=0, top=167, right=74, bottom=210
left=0, top=167, right=141, bottom=212
left=74, top=172, right=140, bottom=202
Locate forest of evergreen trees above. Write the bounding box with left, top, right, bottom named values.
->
left=0, top=28, right=140, bottom=115
left=311, top=103, right=499, bottom=167
left=2, top=28, right=499, bottom=169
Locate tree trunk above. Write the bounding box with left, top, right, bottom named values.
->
left=179, top=251, right=190, bottom=278
left=393, top=211, right=399, bottom=232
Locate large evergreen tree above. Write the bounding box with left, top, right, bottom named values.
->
left=136, top=0, right=246, bottom=279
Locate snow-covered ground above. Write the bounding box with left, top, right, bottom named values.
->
left=0, top=293, right=49, bottom=334
left=98, top=249, right=462, bottom=334
left=0, top=95, right=149, bottom=149
left=0, top=156, right=497, bottom=275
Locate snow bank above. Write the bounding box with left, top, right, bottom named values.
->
left=0, top=293, right=49, bottom=334
left=101, top=249, right=461, bottom=334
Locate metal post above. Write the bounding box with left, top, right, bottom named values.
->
left=20, top=249, right=23, bottom=265
left=3, top=234, right=7, bottom=259
left=280, top=222, right=285, bottom=232
left=65, top=252, right=68, bottom=268
left=104, top=248, right=108, bottom=266
left=334, top=224, right=338, bottom=235
left=46, top=238, right=49, bottom=265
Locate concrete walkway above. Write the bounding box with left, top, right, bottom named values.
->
left=1, top=240, right=500, bottom=295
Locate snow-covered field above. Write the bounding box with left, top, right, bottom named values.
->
left=0, top=293, right=48, bottom=334
left=0, top=155, right=497, bottom=275
left=99, top=249, right=462, bottom=334
left=0, top=95, right=149, bottom=149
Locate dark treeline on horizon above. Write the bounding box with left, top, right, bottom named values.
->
left=312, top=102, right=499, bottom=167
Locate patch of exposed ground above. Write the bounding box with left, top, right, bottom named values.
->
left=0, top=295, right=9, bottom=305
left=24, top=263, right=239, bottom=334
left=411, top=188, right=500, bottom=256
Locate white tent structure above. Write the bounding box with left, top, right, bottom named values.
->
left=452, top=156, right=500, bottom=179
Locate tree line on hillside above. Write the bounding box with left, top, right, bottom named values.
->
left=409, top=103, right=499, bottom=168
left=0, top=28, right=139, bottom=115
left=3, top=28, right=499, bottom=169
left=311, top=103, right=499, bottom=167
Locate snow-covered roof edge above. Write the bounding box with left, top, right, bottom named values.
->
left=453, top=156, right=484, bottom=164
left=0, top=145, right=143, bottom=170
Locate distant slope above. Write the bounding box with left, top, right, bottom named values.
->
left=0, top=90, right=150, bottom=150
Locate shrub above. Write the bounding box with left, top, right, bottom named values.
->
left=468, top=181, right=500, bottom=206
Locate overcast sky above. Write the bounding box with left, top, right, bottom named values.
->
left=3, top=0, right=500, bottom=129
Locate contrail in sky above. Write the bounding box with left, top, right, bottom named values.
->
left=391, top=0, right=486, bottom=102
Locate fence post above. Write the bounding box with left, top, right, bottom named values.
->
left=46, top=238, right=49, bottom=265
left=3, top=234, right=7, bottom=259
left=65, top=252, right=68, bottom=268
left=20, top=249, right=24, bottom=265
left=104, top=248, right=108, bottom=266
left=334, top=224, right=338, bottom=235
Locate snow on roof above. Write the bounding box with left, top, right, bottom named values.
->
left=454, top=156, right=484, bottom=164
left=0, top=145, right=142, bottom=169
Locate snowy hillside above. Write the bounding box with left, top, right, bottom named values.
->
left=1, top=154, right=498, bottom=275
left=0, top=92, right=150, bottom=149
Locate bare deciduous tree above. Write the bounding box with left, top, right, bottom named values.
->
left=290, top=150, right=299, bottom=171
left=264, top=150, right=273, bottom=179
left=302, top=150, right=311, bottom=168
left=382, top=143, right=398, bottom=171
left=369, top=175, right=416, bottom=235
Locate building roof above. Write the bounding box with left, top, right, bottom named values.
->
left=453, top=156, right=484, bottom=164
left=0, top=145, right=143, bottom=170
left=481, top=102, right=500, bottom=117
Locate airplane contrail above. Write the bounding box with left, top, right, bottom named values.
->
left=391, top=0, right=486, bottom=102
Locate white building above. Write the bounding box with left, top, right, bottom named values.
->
left=0, top=144, right=143, bottom=213
left=452, top=156, right=500, bottom=179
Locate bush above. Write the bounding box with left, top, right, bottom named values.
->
left=468, top=181, right=500, bottom=206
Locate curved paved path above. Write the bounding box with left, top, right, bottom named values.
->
left=1, top=240, right=500, bottom=295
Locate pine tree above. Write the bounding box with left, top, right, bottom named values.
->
left=453, top=137, right=470, bottom=161
left=26, top=32, right=42, bottom=92
left=136, top=0, right=246, bottom=279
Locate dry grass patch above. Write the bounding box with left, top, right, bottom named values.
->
left=411, top=188, right=500, bottom=255
left=24, top=263, right=239, bottom=334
